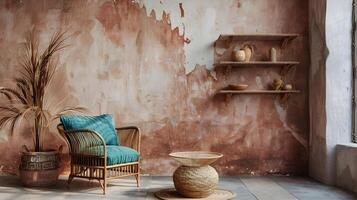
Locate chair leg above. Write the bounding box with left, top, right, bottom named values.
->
left=103, top=178, right=107, bottom=195
left=103, top=168, right=107, bottom=195
left=98, top=179, right=107, bottom=195
left=135, top=174, right=140, bottom=187
left=67, top=175, right=74, bottom=188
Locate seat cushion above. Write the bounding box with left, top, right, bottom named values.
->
left=87, top=145, right=140, bottom=165
left=106, top=145, right=140, bottom=165
left=60, top=114, right=119, bottom=145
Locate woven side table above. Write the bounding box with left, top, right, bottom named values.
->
left=169, top=151, right=223, bottom=198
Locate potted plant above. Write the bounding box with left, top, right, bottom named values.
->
left=0, top=30, right=84, bottom=186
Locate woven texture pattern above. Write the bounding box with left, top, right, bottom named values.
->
left=173, top=165, right=219, bottom=198
left=60, top=114, right=119, bottom=145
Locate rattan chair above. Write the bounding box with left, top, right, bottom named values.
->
left=57, top=124, right=141, bottom=194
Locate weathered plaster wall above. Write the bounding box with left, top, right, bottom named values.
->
left=308, top=0, right=329, bottom=184
left=325, top=0, right=353, bottom=184
left=309, top=0, right=352, bottom=185
left=333, top=0, right=357, bottom=192
left=0, top=0, right=309, bottom=176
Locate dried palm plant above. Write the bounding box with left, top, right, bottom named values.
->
left=0, top=30, right=85, bottom=152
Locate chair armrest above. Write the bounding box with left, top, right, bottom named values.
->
left=115, top=126, right=141, bottom=152
left=57, top=124, right=106, bottom=157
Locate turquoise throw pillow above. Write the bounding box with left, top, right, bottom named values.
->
left=60, top=114, right=119, bottom=145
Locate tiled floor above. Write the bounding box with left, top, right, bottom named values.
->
left=0, top=175, right=356, bottom=200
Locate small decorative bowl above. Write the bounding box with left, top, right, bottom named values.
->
left=228, top=84, right=248, bottom=90
left=283, top=84, right=293, bottom=90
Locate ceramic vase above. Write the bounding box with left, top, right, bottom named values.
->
left=232, top=50, right=246, bottom=62
left=270, top=47, right=277, bottom=62
left=242, top=45, right=253, bottom=62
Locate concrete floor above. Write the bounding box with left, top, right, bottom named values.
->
left=0, top=176, right=356, bottom=200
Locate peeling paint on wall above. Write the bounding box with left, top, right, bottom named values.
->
left=178, top=3, right=184, bottom=18
left=0, top=0, right=309, bottom=176
left=136, top=0, right=309, bottom=73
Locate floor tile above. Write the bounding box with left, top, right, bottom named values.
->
left=240, top=177, right=298, bottom=200
left=272, top=176, right=357, bottom=200
left=0, top=176, right=356, bottom=200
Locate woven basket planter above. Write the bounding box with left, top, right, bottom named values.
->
left=19, top=150, right=59, bottom=187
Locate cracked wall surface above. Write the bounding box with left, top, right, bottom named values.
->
left=0, top=0, right=309, bottom=176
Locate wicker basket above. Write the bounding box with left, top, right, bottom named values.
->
left=173, top=165, right=219, bottom=198
left=19, top=150, right=59, bottom=187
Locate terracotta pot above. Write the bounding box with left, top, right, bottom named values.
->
left=19, top=150, right=60, bottom=187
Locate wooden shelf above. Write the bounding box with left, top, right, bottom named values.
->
left=217, top=33, right=299, bottom=42
left=215, top=61, right=299, bottom=67
left=215, top=33, right=300, bottom=98
left=218, top=90, right=300, bottom=94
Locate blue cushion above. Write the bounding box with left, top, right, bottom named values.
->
left=106, top=146, right=140, bottom=165
left=60, top=114, right=119, bottom=145
left=87, top=145, right=140, bottom=165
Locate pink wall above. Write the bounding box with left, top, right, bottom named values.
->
left=0, top=0, right=309, bottom=176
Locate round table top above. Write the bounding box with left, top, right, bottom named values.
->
left=169, top=151, right=223, bottom=167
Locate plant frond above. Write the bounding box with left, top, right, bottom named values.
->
left=38, top=109, right=52, bottom=128
left=9, top=112, right=25, bottom=136
left=0, top=87, right=28, bottom=104
left=0, top=28, right=76, bottom=148
left=15, top=78, right=33, bottom=105
left=0, top=105, right=33, bottom=135
left=0, top=105, right=21, bottom=115
left=0, top=116, right=14, bottom=129
left=32, top=30, right=69, bottom=109
left=0, top=89, right=12, bottom=101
